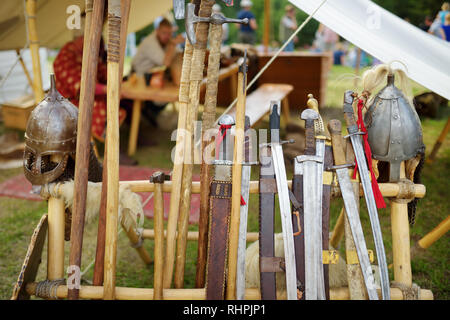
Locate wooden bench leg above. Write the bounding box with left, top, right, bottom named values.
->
left=128, top=99, right=142, bottom=156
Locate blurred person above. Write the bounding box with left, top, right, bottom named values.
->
left=316, top=23, right=339, bottom=70
left=237, top=0, right=257, bottom=45
left=429, top=13, right=444, bottom=39
left=333, top=42, right=346, bottom=65
left=279, top=5, right=298, bottom=52
left=131, top=18, right=184, bottom=127
left=419, top=16, right=433, bottom=32
left=439, top=13, right=450, bottom=41
left=439, top=2, right=450, bottom=24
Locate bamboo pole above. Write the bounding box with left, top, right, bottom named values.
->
left=103, top=0, right=122, bottom=300
left=25, top=0, right=44, bottom=103
left=151, top=172, right=166, bottom=300
left=119, top=180, right=426, bottom=198
left=163, top=0, right=198, bottom=290
left=390, top=162, right=412, bottom=287
left=226, top=60, right=248, bottom=300
left=47, top=196, right=65, bottom=280
left=170, top=0, right=213, bottom=289
left=68, top=0, right=105, bottom=300
left=417, top=215, right=450, bottom=250
left=25, top=283, right=433, bottom=300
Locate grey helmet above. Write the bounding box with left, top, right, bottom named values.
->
left=364, top=74, right=425, bottom=182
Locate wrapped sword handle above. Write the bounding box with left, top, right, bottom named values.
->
left=301, top=109, right=319, bottom=156
left=328, top=119, right=346, bottom=166
left=342, top=90, right=359, bottom=134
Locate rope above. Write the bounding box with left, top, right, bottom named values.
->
left=35, top=279, right=65, bottom=300
left=214, top=0, right=329, bottom=126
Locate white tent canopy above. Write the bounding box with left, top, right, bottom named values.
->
left=290, top=0, right=450, bottom=100
left=0, top=0, right=173, bottom=51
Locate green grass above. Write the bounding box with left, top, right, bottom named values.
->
left=0, top=65, right=448, bottom=300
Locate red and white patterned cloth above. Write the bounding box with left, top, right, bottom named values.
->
left=53, top=36, right=126, bottom=142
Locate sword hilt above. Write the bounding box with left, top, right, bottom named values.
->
left=269, top=101, right=281, bottom=143
left=328, top=119, right=346, bottom=166
left=244, top=115, right=251, bottom=163
left=342, top=90, right=359, bottom=134
left=301, top=109, right=318, bottom=156
left=216, top=114, right=235, bottom=162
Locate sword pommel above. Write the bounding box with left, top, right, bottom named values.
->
left=301, top=109, right=318, bottom=156
left=328, top=119, right=346, bottom=166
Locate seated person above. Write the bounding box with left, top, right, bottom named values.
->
left=131, top=18, right=184, bottom=126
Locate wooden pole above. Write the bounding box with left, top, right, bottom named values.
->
left=329, top=208, right=345, bottom=249
left=25, top=0, right=44, bottom=103
left=151, top=172, right=166, bottom=300
left=163, top=0, right=198, bottom=289
left=93, top=0, right=131, bottom=288
left=427, top=116, right=450, bottom=164
left=68, top=0, right=105, bottom=300
left=226, top=60, right=247, bottom=300
left=103, top=0, right=122, bottom=300
left=195, top=14, right=224, bottom=289
left=169, top=0, right=213, bottom=289
left=116, top=179, right=426, bottom=198
left=390, top=162, right=412, bottom=287
left=417, top=215, right=450, bottom=250
left=47, top=195, right=65, bottom=280
left=25, top=283, right=433, bottom=300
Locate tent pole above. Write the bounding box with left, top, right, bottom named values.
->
left=25, top=0, right=44, bottom=103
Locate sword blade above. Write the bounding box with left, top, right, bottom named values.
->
left=303, top=160, right=319, bottom=300
left=336, top=168, right=379, bottom=300
left=349, top=134, right=390, bottom=300
left=271, top=144, right=297, bottom=300
left=236, top=164, right=251, bottom=300
left=315, top=139, right=326, bottom=300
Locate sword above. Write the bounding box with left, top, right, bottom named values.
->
left=205, top=114, right=235, bottom=300
left=236, top=116, right=255, bottom=300
left=295, top=109, right=325, bottom=300
left=342, top=91, right=390, bottom=300
left=328, top=119, right=379, bottom=300
left=258, top=101, right=280, bottom=300
left=270, top=141, right=298, bottom=300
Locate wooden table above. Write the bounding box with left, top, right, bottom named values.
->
left=121, top=62, right=239, bottom=156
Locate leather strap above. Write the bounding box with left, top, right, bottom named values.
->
left=321, top=143, right=333, bottom=300
left=291, top=173, right=305, bottom=300
left=205, top=180, right=232, bottom=300
left=259, top=151, right=277, bottom=300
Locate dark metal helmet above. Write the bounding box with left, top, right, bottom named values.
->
left=364, top=74, right=425, bottom=182
left=23, top=74, right=78, bottom=185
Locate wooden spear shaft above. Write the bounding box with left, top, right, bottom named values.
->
left=168, top=0, right=214, bottom=289
left=103, top=0, right=122, bottom=300
left=67, top=0, right=105, bottom=300
left=92, top=0, right=131, bottom=287
left=226, top=59, right=248, bottom=300
left=195, top=13, right=223, bottom=289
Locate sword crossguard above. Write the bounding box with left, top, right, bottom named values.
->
left=326, top=163, right=355, bottom=171
left=343, top=131, right=366, bottom=139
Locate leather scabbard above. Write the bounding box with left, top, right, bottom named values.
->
left=259, top=150, right=277, bottom=300
left=205, top=180, right=232, bottom=300
left=321, top=142, right=333, bottom=300
left=291, top=173, right=305, bottom=300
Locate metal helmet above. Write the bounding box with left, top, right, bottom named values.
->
left=23, top=74, right=79, bottom=185
left=364, top=74, right=425, bottom=182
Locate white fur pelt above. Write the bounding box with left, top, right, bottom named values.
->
left=42, top=180, right=144, bottom=231
left=244, top=233, right=380, bottom=294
